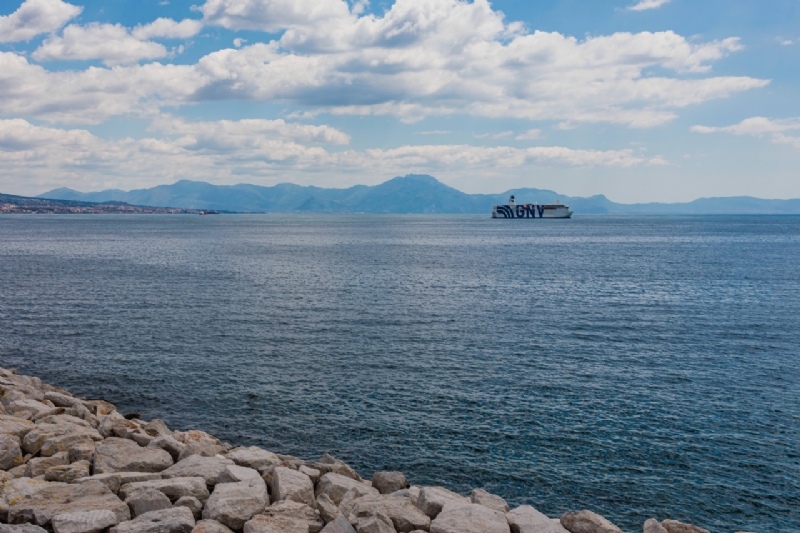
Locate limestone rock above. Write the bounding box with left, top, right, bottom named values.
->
left=507, top=506, right=565, bottom=533
left=299, top=465, right=321, bottom=483
left=51, top=509, right=119, bottom=533
left=148, top=436, right=185, bottom=461
left=76, top=473, right=162, bottom=495
left=173, top=431, right=220, bottom=447
left=349, top=496, right=430, bottom=533
left=22, top=424, right=102, bottom=457
left=371, top=473, right=408, bottom=496
left=356, top=509, right=396, bottom=533
left=177, top=443, right=226, bottom=462
left=142, top=420, right=171, bottom=438
left=132, top=433, right=154, bottom=447
left=322, top=516, right=357, bottom=533
left=226, top=447, right=280, bottom=474
left=64, top=405, right=99, bottom=428
left=414, top=487, right=468, bottom=520
left=272, top=466, right=315, bottom=506
left=110, top=507, right=196, bottom=533
left=243, top=500, right=324, bottom=533
left=126, top=489, right=173, bottom=518
left=661, top=520, right=710, bottom=533
left=202, top=478, right=268, bottom=530
left=316, top=494, right=340, bottom=524
left=161, top=455, right=233, bottom=486
left=98, top=414, right=125, bottom=439
left=429, top=502, right=509, bottom=533
left=25, top=452, right=69, bottom=478
left=95, top=438, right=173, bottom=474
left=644, top=519, right=667, bottom=533
left=112, top=420, right=142, bottom=440
left=0, top=416, right=36, bottom=440
left=69, top=444, right=95, bottom=464
left=174, top=496, right=203, bottom=519
left=45, top=461, right=91, bottom=483
left=317, top=473, right=379, bottom=505
left=0, top=524, right=49, bottom=533
left=84, top=401, right=116, bottom=418
left=120, top=478, right=210, bottom=504
left=5, top=479, right=130, bottom=526
left=191, top=520, right=235, bottom=533
left=470, top=489, right=509, bottom=514
left=560, top=511, right=622, bottom=533
left=312, top=454, right=362, bottom=482
left=43, top=393, right=83, bottom=409
left=217, top=465, right=260, bottom=484
left=0, top=434, right=24, bottom=470
left=35, top=415, right=92, bottom=429
left=8, top=400, right=55, bottom=420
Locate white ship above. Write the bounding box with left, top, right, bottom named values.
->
left=492, top=195, right=572, bottom=219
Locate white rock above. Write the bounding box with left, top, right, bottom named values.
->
left=25, top=452, right=69, bottom=478
left=371, top=473, right=407, bottom=495
left=507, top=506, right=567, bottom=533
left=174, top=496, right=203, bottom=519
left=0, top=434, right=23, bottom=470
left=414, top=487, right=468, bottom=519
left=429, top=502, right=509, bottom=533
left=356, top=509, right=396, bottom=533
left=272, top=466, right=315, bottom=506
left=0, top=524, right=49, bottom=533
left=148, top=436, right=185, bottom=461
left=317, top=473, right=379, bottom=505
left=0, top=416, right=36, bottom=440
left=202, top=478, right=269, bottom=530
left=44, top=460, right=91, bottom=483
left=95, top=438, right=174, bottom=474
left=225, top=447, right=281, bottom=473
left=660, top=520, right=710, bottom=533
left=560, top=511, right=622, bottom=533
left=349, top=496, right=430, bottom=533
left=316, top=493, right=340, bottom=524
left=191, top=520, right=235, bottom=533
left=110, top=507, right=196, bottom=533
left=161, top=455, right=233, bottom=486
left=644, top=520, right=667, bottom=533
left=43, top=393, right=83, bottom=409
left=125, top=488, right=173, bottom=518
left=321, top=516, right=357, bottom=533
left=299, top=465, right=321, bottom=483
left=216, top=465, right=260, bottom=484
left=470, top=489, right=509, bottom=513
left=22, top=424, right=102, bottom=457
left=243, top=500, right=324, bottom=533
left=120, top=478, right=210, bottom=504
left=51, top=509, right=120, bottom=533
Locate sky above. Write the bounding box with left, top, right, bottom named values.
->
left=0, top=0, right=798, bottom=202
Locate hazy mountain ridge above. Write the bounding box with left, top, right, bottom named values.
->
left=39, top=175, right=800, bottom=214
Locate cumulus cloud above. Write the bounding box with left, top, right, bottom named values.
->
left=132, top=18, right=203, bottom=40
left=516, top=129, right=542, bottom=140
left=692, top=116, right=800, bottom=150
left=628, top=0, right=671, bottom=11
left=0, top=0, right=81, bottom=43
left=33, top=23, right=170, bottom=65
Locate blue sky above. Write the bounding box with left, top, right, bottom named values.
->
left=0, top=0, right=798, bottom=202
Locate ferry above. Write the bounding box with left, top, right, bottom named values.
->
left=492, top=195, right=572, bottom=219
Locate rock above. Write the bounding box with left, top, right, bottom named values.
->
left=0, top=524, right=49, bottom=533
left=110, top=507, right=195, bottom=533
left=507, top=506, right=565, bottom=533
left=76, top=473, right=163, bottom=495
left=299, top=465, right=321, bottom=483
left=4, top=479, right=130, bottom=526
left=132, top=433, right=154, bottom=447
left=65, top=405, right=99, bottom=428
left=98, top=414, right=125, bottom=439
left=0, top=416, right=36, bottom=440
left=321, top=516, right=357, bottom=533
left=112, top=420, right=142, bottom=439
left=372, top=473, right=408, bottom=496
left=177, top=443, right=226, bottom=462
left=414, top=487, right=468, bottom=520
left=356, top=509, right=396, bottom=533
left=161, top=455, right=233, bottom=486
left=35, top=415, right=93, bottom=429
left=191, top=521, right=234, bottom=533
left=0, top=434, right=24, bottom=470
left=317, top=473, right=379, bottom=505
left=560, top=511, right=622, bottom=533
left=225, top=447, right=281, bottom=474
left=272, top=466, right=315, bottom=506
left=316, top=494, right=340, bottom=524
left=8, top=400, right=55, bottom=419
left=120, top=478, right=210, bottom=504
left=142, top=420, right=171, bottom=437
left=173, top=431, right=220, bottom=447
left=51, top=510, right=120, bottom=533
left=202, top=478, right=268, bottom=530
left=217, top=465, right=260, bottom=484
left=313, top=454, right=362, bottom=482
left=429, top=502, right=509, bottom=533
left=43, top=393, right=83, bottom=409
left=148, top=436, right=185, bottom=461
left=8, top=465, right=27, bottom=478
left=45, top=461, right=91, bottom=483
left=643, top=519, right=667, bottom=533
left=174, top=496, right=203, bottom=519
left=470, top=489, right=509, bottom=514
left=126, top=488, right=172, bottom=518
left=95, top=438, right=174, bottom=474
left=25, top=452, right=69, bottom=478
left=660, top=520, right=710, bottom=533
left=349, top=496, right=430, bottom=533
left=84, top=401, right=116, bottom=418
left=243, top=500, right=324, bottom=533
left=69, top=444, right=95, bottom=463
left=22, top=424, right=102, bottom=457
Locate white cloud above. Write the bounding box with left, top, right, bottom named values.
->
left=132, top=18, right=203, bottom=40
left=691, top=116, right=800, bottom=150
left=474, top=131, right=513, bottom=139
left=418, top=130, right=451, bottom=135
left=32, top=23, right=170, bottom=65
left=0, top=0, right=81, bottom=43
left=627, top=0, right=671, bottom=11
left=233, top=37, right=246, bottom=47
left=516, top=129, right=542, bottom=140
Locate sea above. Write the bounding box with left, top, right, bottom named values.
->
left=0, top=214, right=798, bottom=533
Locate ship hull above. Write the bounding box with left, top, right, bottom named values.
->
left=492, top=204, right=572, bottom=219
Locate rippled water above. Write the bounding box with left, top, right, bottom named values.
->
left=1, top=215, right=798, bottom=533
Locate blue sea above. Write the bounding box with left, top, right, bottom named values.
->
left=0, top=215, right=798, bottom=533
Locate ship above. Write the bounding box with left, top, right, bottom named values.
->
left=492, top=195, right=572, bottom=219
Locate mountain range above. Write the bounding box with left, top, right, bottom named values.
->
left=38, top=174, right=800, bottom=214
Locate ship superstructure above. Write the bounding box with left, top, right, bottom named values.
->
left=492, top=195, right=572, bottom=219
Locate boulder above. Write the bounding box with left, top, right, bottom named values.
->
left=311, top=455, right=362, bottom=482
left=349, top=496, right=430, bottom=533
left=5, top=479, right=130, bottom=526
left=414, top=487, right=468, bottom=519
left=173, top=431, right=220, bottom=447
left=0, top=434, right=24, bottom=470
left=126, top=489, right=173, bottom=518
left=26, top=452, right=69, bottom=478
left=317, top=473, right=379, bottom=505
left=322, top=516, right=357, bottom=533
left=148, top=437, right=185, bottom=461
left=64, top=405, right=99, bottom=428
left=69, top=444, right=95, bottom=463
left=372, top=473, right=408, bottom=496
left=507, top=506, right=566, bottom=533
left=272, top=467, right=315, bottom=506
left=560, top=511, right=622, bottom=533
left=35, top=415, right=92, bottom=429
left=22, top=424, right=102, bottom=457
left=243, top=501, right=324, bottom=533
left=43, top=393, right=83, bottom=409
left=191, top=521, right=234, bottom=533
left=0, top=524, right=49, bottom=533
left=356, top=509, right=396, bottom=533
left=8, top=400, right=55, bottom=419
left=661, top=520, right=710, bottom=533
left=299, top=465, right=321, bottom=484
left=76, top=473, right=163, bottom=495
left=45, top=461, right=91, bottom=483
left=177, top=443, right=226, bottom=462
left=217, top=465, right=260, bottom=484
left=225, top=447, right=280, bottom=473
left=316, top=494, right=340, bottom=524
left=429, top=502, right=509, bottom=533
left=132, top=433, right=154, bottom=447
left=644, top=520, right=667, bottom=533
left=112, top=420, right=142, bottom=440
left=174, top=496, right=203, bottom=519
left=0, top=416, right=36, bottom=440
left=51, top=510, right=120, bottom=533
left=95, top=438, right=174, bottom=474
left=202, top=478, right=268, bottom=530
left=110, top=507, right=195, bottom=533
left=98, top=414, right=125, bottom=439
left=470, top=489, right=509, bottom=514
left=142, top=420, right=171, bottom=438
left=120, top=478, right=209, bottom=504
left=161, top=455, right=233, bottom=486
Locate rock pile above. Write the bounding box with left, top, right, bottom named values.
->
left=0, top=368, right=744, bottom=533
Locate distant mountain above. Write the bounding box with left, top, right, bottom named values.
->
left=0, top=192, right=197, bottom=214
left=38, top=175, right=800, bottom=214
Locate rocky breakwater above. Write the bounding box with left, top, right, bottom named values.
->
left=0, top=368, right=755, bottom=533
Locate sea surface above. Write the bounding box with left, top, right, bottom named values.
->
left=1, top=215, right=798, bottom=533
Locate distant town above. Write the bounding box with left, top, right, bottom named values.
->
left=0, top=193, right=198, bottom=215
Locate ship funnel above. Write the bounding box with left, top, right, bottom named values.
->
left=508, top=195, right=516, bottom=207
